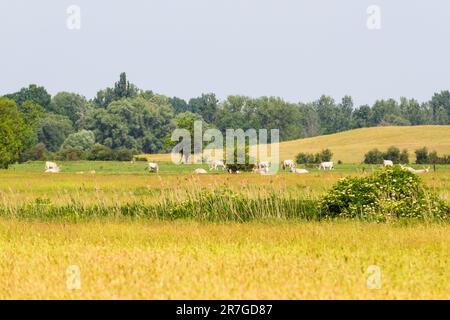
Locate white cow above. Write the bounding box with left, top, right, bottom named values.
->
left=291, top=168, right=309, bottom=174
left=194, top=168, right=207, bottom=174
left=209, top=160, right=225, bottom=171
left=400, top=165, right=429, bottom=174
left=282, top=160, right=296, bottom=170
left=383, top=160, right=394, bottom=167
left=45, top=161, right=60, bottom=173
left=319, top=161, right=333, bottom=170
left=147, top=162, right=159, bottom=173
left=258, top=161, right=270, bottom=170
left=253, top=167, right=269, bottom=174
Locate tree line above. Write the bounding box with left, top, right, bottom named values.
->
left=1, top=72, right=450, bottom=168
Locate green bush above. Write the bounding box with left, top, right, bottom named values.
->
left=114, top=147, right=136, bottom=161
left=320, top=166, right=450, bottom=221
left=87, top=144, right=114, bottom=161
left=296, top=149, right=333, bottom=164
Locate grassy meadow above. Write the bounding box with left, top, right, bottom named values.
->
left=1, top=126, right=450, bottom=299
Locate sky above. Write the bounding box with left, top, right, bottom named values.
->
left=0, top=0, right=449, bottom=106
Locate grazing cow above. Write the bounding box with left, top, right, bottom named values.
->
left=209, top=160, right=225, bottom=171
left=45, top=161, right=60, bottom=173
left=319, top=161, right=333, bottom=170
left=291, top=168, right=309, bottom=174
left=383, top=160, right=394, bottom=167
left=194, top=168, right=207, bottom=174
left=147, top=162, right=159, bottom=173
left=282, top=160, right=296, bottom=171
left=258, top=161, right=270, bottom=170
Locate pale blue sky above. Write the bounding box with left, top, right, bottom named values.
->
left=0, top=0, right=449, bottom=106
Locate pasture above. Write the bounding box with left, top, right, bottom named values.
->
left=0, top=160, right=449, bottom=299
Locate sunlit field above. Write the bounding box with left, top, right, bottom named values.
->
left=0, top=220, right=449, bottom=299
left=1, top=161, right=449, bottom=299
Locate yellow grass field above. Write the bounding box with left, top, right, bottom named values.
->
left=0, top=220, right=448, bottom=299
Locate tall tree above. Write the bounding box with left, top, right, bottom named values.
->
left=5, top=84, right=51, bottom=110
left=0, top=98, right=30, bottom=168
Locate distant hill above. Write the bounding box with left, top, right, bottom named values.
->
left=146, top=126, right=450, bottom=164
left=278, top=125, right=450, bottom=163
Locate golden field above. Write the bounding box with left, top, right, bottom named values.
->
left=0, top=219, right=448, bottom=299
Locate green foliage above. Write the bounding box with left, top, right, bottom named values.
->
left=57, top=147, right=87, bottom=161
left=415, top=147, right=450, bottom=164
left=62, top=130, right=95, bottom=151
left=364, top=149, right=384, bottom=164
left=20, top=143, right=49, bottom=162
left=0, top=98, right=30, bottom=168
left=364, top=146, right=409, bottom=164
left=87, top=144, right=114, bottom=161
left=296, top=149, right=333, bottom=164
left=37, top=113, right=74, bottom=152
left=49, top=92, right=89, bottom=128
left=320, top=167, right=450, bottom=221
left=4, top=84, right=51, bottom=110
left=415, top=147, right=429, bottom=164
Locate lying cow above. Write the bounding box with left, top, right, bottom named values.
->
left=400, top=165, right=429, bottom=174
left=194, top=168, right=207, bottom=174
left=147, top=162, right=159, bottom=173
left=319, top=161, right=333, bottom=170
left=291, top=168, right=309, bottom=174
left=253, top=167, right=269, bottom=174
left=383, top=160, right=394, bottom=167
left=209, top=160, right=225, bottom=171
left=282, top=160, right=296, bottom=171
left=45, top=161, right=60, bottom=173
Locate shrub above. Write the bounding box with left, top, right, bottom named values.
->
left=363, top=149, right=384, bottom=164
left=134, top=156, right=148, bottom=162
left=415, top=147, right=429, bottom=164
left=87, top=144, right=114, bottom=161
left=384, top=146, right=401, bottom=163
left=57, top=147, right=86, bottom=161
left=296, top=149, right=333, bottom=164
left=364, top=146, right=409, bottom=164
left=320, top=166, right=450, bottom=221
left=399, top=149, right=409, bottom=164
left=414, top=147, right=450, bottom=164
left=114, top=148, right=136, bottom=161
left=20, top=143, right=49, bottom=162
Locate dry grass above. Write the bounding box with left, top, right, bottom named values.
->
left=0, top=219, right=448, bottom=299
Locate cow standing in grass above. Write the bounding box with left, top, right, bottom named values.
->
left=319, top=161, right=333, bottom=170
left=209, top=160, right=225, bottom=171
left=282, top=160, right=296, bottom=171
left=383, top=160, right=394, bottom=167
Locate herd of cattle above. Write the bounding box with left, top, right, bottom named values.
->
left=43, top=159, right=430, bottom=175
